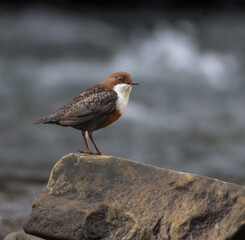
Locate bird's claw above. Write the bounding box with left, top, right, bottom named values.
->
left=77, top=150, right=102, bottom=155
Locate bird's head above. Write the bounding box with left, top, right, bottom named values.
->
left=100, top=72, right=139, bottom=93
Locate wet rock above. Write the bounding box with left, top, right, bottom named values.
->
left=4, top=232, right=46, bottom=240
left=24, top=153, right=245, bottom=240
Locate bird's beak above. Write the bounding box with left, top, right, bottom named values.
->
left=130, top=82, right=139, bottom=85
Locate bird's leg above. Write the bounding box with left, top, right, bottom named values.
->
left=88, top=132, right=102, bottom=155
left=82, top=130, right=91, bottom=153
left=77, top=130, right=93, bottom=154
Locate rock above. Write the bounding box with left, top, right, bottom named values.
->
left=4, top=232, right=46, bottom=240
left=24, top=153, right=245, bottom=240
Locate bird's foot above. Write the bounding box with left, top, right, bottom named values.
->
left=77, top=150, right=87, bottom=154
left=77, top=150, right=102, bottom=155
left=89, top=151, right=102, bottom=155
left=94, top=151, right=102, bottom=155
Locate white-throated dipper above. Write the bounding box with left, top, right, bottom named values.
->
left=32, top=72, right=139, bottom=155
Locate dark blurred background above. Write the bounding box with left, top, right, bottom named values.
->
left=1, top=1, right=245, bottom=237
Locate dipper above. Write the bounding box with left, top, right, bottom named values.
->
left=32, top=72, right=139, bottom=155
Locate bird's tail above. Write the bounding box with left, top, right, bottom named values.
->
left=31, top=115, right=59, bottom=125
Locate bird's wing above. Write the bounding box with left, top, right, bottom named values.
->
left=59, top=87, right=118, bottom=126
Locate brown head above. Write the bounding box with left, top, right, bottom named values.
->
left=99, top=71, right=139, bottom=89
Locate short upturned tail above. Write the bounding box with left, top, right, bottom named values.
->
left=31, top=116, right=59, bottom=125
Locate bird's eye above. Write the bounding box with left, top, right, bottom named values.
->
left=117, top=77, right=122, bottom=81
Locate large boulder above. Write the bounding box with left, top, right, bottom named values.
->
left=23, top=153, right=245, bottom=240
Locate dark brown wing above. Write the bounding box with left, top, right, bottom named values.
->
left=59, top=87, right=118, bottom=126
left=32, top=86, right=118, bottom=126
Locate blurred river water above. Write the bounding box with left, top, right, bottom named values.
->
left=1, top=8, right=245, bottom=184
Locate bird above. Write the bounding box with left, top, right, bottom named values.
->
left=32, top=71, right=139, bottom=155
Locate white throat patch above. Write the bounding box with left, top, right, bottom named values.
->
left=113, top=83, right=132, bottom=114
